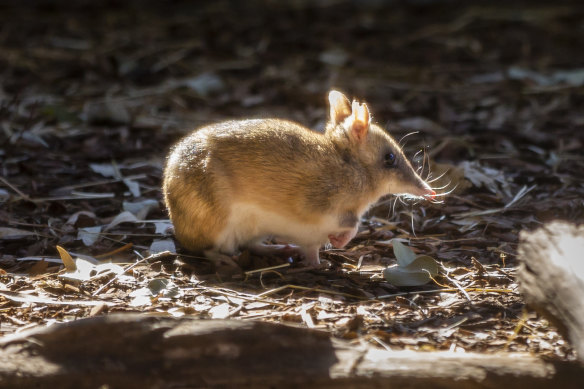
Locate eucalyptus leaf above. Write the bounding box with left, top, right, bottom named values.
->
left=383, top=266, right=433, bottom=287
left=392, top=240, right=416, bottom=267
left=129, top=287, right=152, bottom=307
left=383, top=252, right=439, bottom=287
left=59, top=257, right=124, bottom=283
left=148, top=278, right=171, bottom=295
left=123, top=199, right=159, bottom=219
left=403, top=255, right=439, bottom=276
left=148, top=278, right=180, bottom=298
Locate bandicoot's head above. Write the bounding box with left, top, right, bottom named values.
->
left=325, top=90, right=435, bottom=199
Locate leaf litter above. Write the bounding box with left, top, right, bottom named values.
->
left=0, top=1, right=582, bottom=361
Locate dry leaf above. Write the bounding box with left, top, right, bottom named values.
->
left=27, top=259, right=49, bottom=276
left=209, top=303, right=231, bottom=319
left=56, top=245, right=76, bottom=271
left=104, top=211, right=138, bottom=231
left=77, top=226, right=102, bottom=246
left=0, top=227, right=35, bottom=239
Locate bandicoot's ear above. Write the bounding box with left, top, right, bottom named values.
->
left=328, top=90, right=351, bottom=125
left=348, top=100, right=370, bottom=142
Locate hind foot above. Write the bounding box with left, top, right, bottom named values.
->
left=203, top=249, right=239, bottom=269
left=248, top=243, right=323, bottom=266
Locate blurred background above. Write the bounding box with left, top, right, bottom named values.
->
left=1, top=0, right=583, bottom=257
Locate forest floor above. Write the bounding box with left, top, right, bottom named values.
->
left=0, top=0, right=583, bottom=360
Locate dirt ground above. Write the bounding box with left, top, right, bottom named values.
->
left=0, top=0, right=582, bottom=360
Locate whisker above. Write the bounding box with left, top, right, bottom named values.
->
left=399, top=131, right=419, bottom=147
left=413, top=149, right=423, bottom=161
left=432, top=185, right=458, bottom=197
left=414, top=149, right=426, bottom=178
left=426, top=169, right=449, bottom=183
left=429, top=180, right=452, bottom=191
left=391, top=196, right=398, bottom=219
left=398, top=196, right=408, bottom=207
left=423, top=148, right=431, bottom=181
left=410, top=210, right=416, bottom=237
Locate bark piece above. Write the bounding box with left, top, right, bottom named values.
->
left=518, top=221, right=584, bottom=362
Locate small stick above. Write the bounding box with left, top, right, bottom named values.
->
left=91, top=251, right=172, bottom=296
left=256, top=284, right=365, bottom=300
left=244, top=263, right=290, bottom=277
left=444, top=275, right=472, bottom=302
left=0, top=176, right=31, bottom=200
left=376, top=287, right=513, bottom=300
left=95, top=243, right=134, bottom=259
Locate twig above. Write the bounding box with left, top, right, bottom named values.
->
left=31, top=193, right=116, bottom=202
left=256, top=284, right=366, bottom=300
left=0, top=176, right=31, bottom=200
left=505, top=308, right=529, bottom=350
left=370, top=336, right=393, bottom=351
left=91, top=251, right=171, bottom=296
left=55, top=174, right=147, bottom=192
left=504, top=185, right=536, bottom=209
left=198, top=286, right=287, bottom=306
left=444, top=275, right=472, bottom=302
left=259, top=270, right=286, bottom=289
left=376, top=287, right=513, bottom=300
left=244, top=263, right=290, bottom=277
left=95, top=243, right=134, bottom=259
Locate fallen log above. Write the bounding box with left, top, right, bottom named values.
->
left=0, top=314, right=581, bottom=389
left=518, top=221, right=584, bottom=363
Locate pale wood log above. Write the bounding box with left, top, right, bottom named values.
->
left=0, top=314, right=581, bottom=388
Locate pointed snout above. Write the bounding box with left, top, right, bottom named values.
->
left=399, top=178, right=435, bottom=200
left=410, top=185, right=436, bottom=200
left=419, top=183, right=436, bottom=200
left=424, top=188, right=436, bottom=200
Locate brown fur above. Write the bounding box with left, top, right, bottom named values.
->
left=162, top=91, right=432, bottom=255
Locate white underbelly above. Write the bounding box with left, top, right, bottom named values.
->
left=213, top=202, right=340, bottom=253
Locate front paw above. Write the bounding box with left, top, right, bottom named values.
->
left=299, top=246, right=321, bottom=266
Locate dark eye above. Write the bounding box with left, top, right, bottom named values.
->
left=384, top=152, right=396, bottom=168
